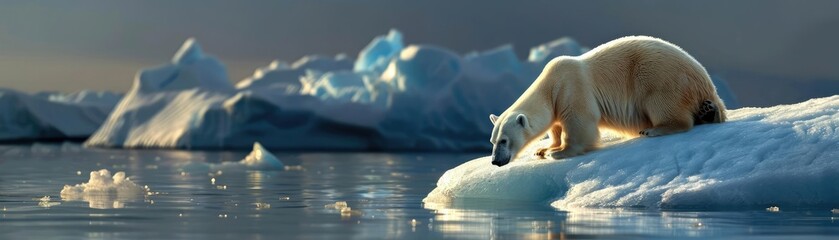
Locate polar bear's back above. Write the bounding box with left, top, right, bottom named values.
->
left=578, top=36, right=726, bottom=135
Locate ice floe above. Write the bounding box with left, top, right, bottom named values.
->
left=424, top=96, right=839, bottom=209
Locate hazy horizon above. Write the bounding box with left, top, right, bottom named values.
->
left=1, top=0, right=837, bottom=107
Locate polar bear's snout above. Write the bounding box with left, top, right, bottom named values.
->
left=491, top=154, right=510, bottom=167
left=491, top=142, right=512, bottom=167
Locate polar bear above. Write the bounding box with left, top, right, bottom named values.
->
left=489, top=36, right=726, bottom=167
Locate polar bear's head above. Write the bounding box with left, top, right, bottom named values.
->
left=489, top=112, right=537, bottom=167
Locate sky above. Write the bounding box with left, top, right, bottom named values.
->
left=0, top=0, right=837, bottom=107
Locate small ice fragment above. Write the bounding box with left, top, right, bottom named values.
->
left=339, top=207, right=362, bottom=217
left=410, top=219, right=420, bottom=226
left=279, top=196, right=290, bottom=200
left=37, top=196, right=60, bottom=208
left=76, top=171, right=82, bottom=176
left=38, top=201, right=60, bottom=208
left=766, top=206, right=780, bottom=212
left=211, top=178, right=216, bottom=185
left=325, top=201, right=349, bottom=209
left=254, top=202, right=271, bottom=209
left=831, top=209, right=839, bottom=214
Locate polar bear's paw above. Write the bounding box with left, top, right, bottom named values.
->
left=696, top=100, right=719, bottom=124
left=639, top=128, right=664, bottom=137
left=535, top=147, right=562, bottom=159
left=548, top=147, right=584, bottom=160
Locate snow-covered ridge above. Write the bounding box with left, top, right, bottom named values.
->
left=424, top=96, right=839, bottom=209
left=0, top=88, right=121, bottom=141
left=84, top=30, right=739, bottom=150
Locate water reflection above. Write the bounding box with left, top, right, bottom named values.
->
left=425, top=200, right=772, bottom=239
left=1, top=145, right=836, bottom=239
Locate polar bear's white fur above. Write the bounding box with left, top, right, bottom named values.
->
left=489, top=36, right=726, bottom=166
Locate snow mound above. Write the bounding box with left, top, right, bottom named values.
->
left=60, top=169, right=147, bottom=209
left=424, top=96, right=839, bottom=209
left=85, top=30, right=738, bottom=150
left=180, top=142, right=284, bottom=172
left=0, top=88, right=121, bottom=141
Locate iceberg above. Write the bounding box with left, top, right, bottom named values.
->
left=85, top=30, right=739, bottom=151
left=60, top=169, right=147, bottom=209
left=0, top=88, right=121, bottom=141
left=424, top=96, right=839, bottom=209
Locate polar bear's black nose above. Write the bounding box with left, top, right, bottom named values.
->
left=491, top=157, right=509, bottom=167
left=491, top=160, right=507, bottom=167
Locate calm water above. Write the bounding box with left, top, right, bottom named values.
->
left=1, top=143, right=837, bottom=239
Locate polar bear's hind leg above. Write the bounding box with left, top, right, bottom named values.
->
left=639, top=107, right=694, bottom=137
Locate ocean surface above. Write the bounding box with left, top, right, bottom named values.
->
left=0, top=143, right=837, bottom=239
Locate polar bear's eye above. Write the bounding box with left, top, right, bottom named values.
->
left=498, top=139, right=508, bottom=145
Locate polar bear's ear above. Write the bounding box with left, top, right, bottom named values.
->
left=516, top=113, right=528, bottom=127
left=489, top=114, right=499, bottom=125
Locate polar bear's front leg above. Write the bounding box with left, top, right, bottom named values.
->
left=549, top=115, right=599, bottom=159
left=535, top=124, right=563, bottom=159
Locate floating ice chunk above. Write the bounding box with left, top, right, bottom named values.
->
left=425, top=96, right=839, bottom=209
left=832, top=209, right=839, bottom=214
left=239, top=142, right=284, bottom=170
left=325, top=201, right=349, bottom=209
left=766, top=206, right=780, bottom=212
left=254, top=202, right=271, bottom=209
left=60, top=169, right=147, bottom=209
left=180, top=142, right=284, bottom=172
left=325, top=201, right=361, bottom=217
left=37, top=196, right=60, bottom=208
